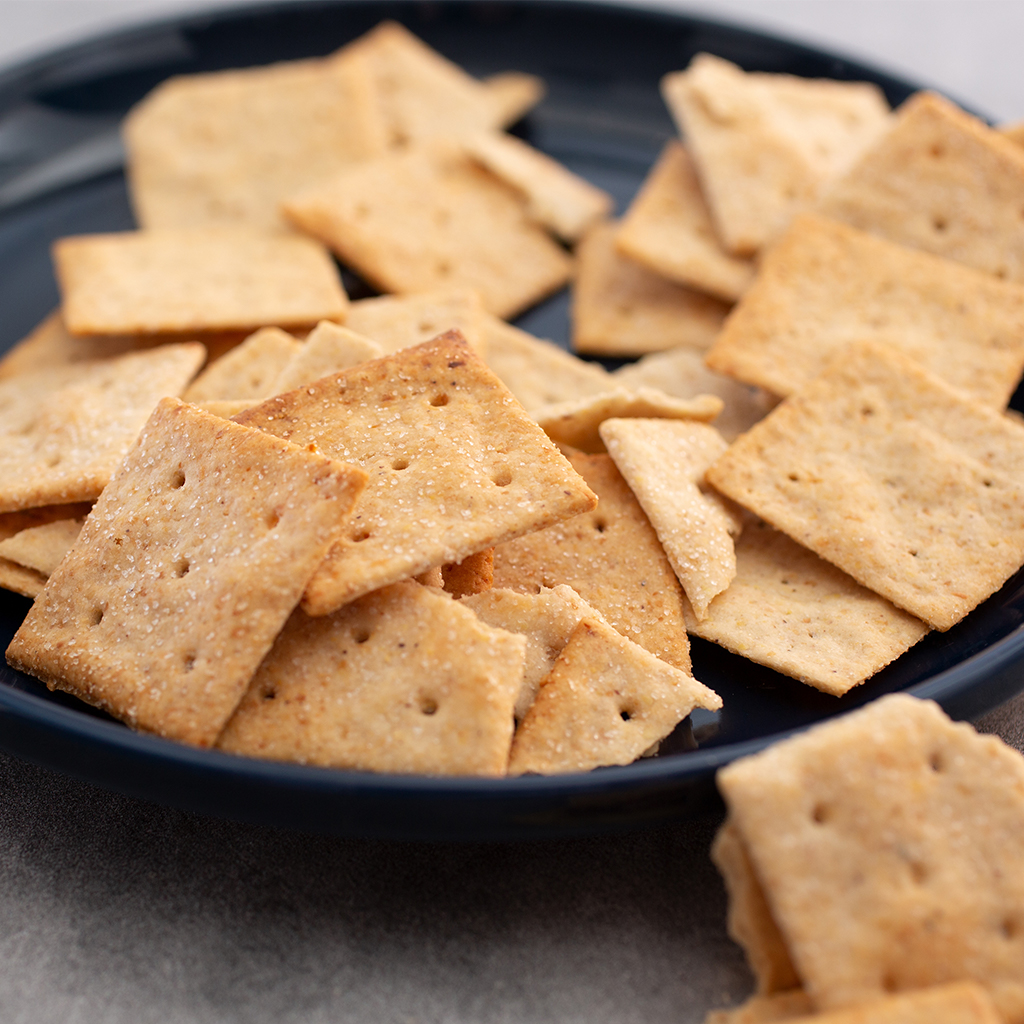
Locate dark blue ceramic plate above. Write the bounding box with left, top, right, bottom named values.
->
left=0, top=0, right=1020, bottom=841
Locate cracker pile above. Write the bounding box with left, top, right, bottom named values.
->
left=3, top=28, right=1024, bottom=775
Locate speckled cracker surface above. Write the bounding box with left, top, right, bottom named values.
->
left=687, top=518, right=928, bottom=695
left=482, top=316, right=611, bottom=412
left=0, top=342, right=204, bottom=512
left=283, top=142, right=572, bottom=319
left=217, top=581, right=524, bottom=776
left=819, top=92, right=1024, bottom=283
left=616, top=142, right=755, bottom=302
left=707, top=214, right=1024, bottom=407
left=464, top=131, right=612, bottom=242
left=344, top=288, right=487, bottom=355
left=717, top=695, right=1024, bottom=1022
left=711, top=818, right=801, bottom=995
left=508, top=616, right=720, bottom=775
left=600, top=419, right=740, bottom=620
left=6, top=399, right=366, bottom=747
left=662, top=53, right=890, bottom=256
left=462, top=584, right=602, bottom=720
left=492, top=451, right=692, bottom=672
left=707, top=341, right=1024, bottom=631
left=534, top=386, right=722, bottom=454
left=613, top=345, right=777, bottom=443
left=123, top=54, right=385, bottom=231
left=55, top=228, right=348, bottom=335
left=183, top=327, right=300, bottom=402
left=572, top=221, right=730, bottom=356
left=234, top=332, right=597, bottom=616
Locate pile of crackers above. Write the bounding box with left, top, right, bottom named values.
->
left=3, top=24, right=1024, bottom=776
left=706, top=694, right=1024, bottom=1024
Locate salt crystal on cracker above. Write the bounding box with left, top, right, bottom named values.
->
left=6, top=398, right=367, bottom=747
left=217, top=580, right=524, bottom=776
left=55, top=227, right=348, bottom=336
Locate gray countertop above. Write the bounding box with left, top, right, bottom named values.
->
left=2, top=2, right=1024, bottom=1020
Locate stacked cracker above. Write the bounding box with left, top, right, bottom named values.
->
left=705, top=695, right=1024, bottom=1024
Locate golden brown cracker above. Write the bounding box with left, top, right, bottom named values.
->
left=55, top=227, right=348, bottom=336
left=6, top=398, right=367, bottom=747
left=706, top=214, right=1024, bottom=408
left=704, top=990, right=813, bottom=1024
left=483, top=71, right=545, bottom=128
left=492, top=451, right=692, bottom=672
left=718, top=695, right=1024, bottom=1022
left=707, top=340, right=1024, bottom=631
left=343, top=288, right=487, bottom=355
left=0, top=516, right=85, bottom=577
left=271, top=321, right=382, bottom=393
left=572, top=221, right=731, bottom=356
left=234, top=332, right=597, bottom=616
left=183, top=326, right=300, bottom=402
left=217, top=580, right=524, bottom=776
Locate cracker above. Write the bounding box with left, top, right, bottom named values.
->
left=616, top=142, right=755, bottom=302
left=600, top=418, right=741, bottom=619
left=483, top=71, right=545, bottom=128
left=482, top=315, right=611, bottom=412
left=507, top=615, right=720, bottom=775
left=705, top=991, right=813, bottom=1024
left=344, top=288, right=487, bottom=355
left=687, top=518, right=929, bottom=695
left=283, top=142, right=572, bottom=319
left=572, top=221, right=731, bottom=356
left=707, top=340, right=1024, bottom=631
left=662, top=53, right=890, bottom=256
left=192, top=399, right=262, bottom=419
left=217, top=580, right=524, bottom=776
left=534, top=386, right=723, bottom=454
left=336, top=21, right=498, bottom=146
left=271, top=321, right=382, bottom=394
left=123, top=53, right=385, bottom=231
left=818, top=92, right=1024, bottom=283
left=55, top=227, right=348, bottom=335
left=717, top=694, right=1024, bottom=1022
left=706, top=214, right=1024, bottom=407
left=183, top=326, right=300, bottom=402
left=441, top=549, right=493, bottom=600
left=0, top=504, right=92, bottom=599
left=234, top=332, right=597, bottom=616
left=0, top=343, right=204, bottom=513
left=464, top=131, right=612, bottom=242
left=613, top=345, right=778, bottom=442
left=462, top=584, right=603, bottom=720
left=1002, top=121, right=1024, bottom=149
left=492, top=451, right=692, bottom=671
left=712, top=818, right=802, bottom=995
left=0, top=516, right=84, bottom=577
left=6, top=398, right=367, bottom=746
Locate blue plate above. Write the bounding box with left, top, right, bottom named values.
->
left=0, top=0, right=1020, bottom=841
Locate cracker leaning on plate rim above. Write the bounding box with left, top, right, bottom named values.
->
left=4, top=26, right=1024, bottom=782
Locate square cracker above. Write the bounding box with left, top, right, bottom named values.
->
left=217, top=580, right=525, bottom=776
left=0, top=342, right=204, bottom=512
left=492, top=450, right=692, bottom=672
left=599, top=418, right=741, bottom=620
left=482, top=315, right=611, bottom=413
left=661, top=53, right=890, bottom=256
left=706, top=213, right=1024, bottom=408
left=282, top=141, right=572, bottom=320
left=616, top=142, right=755, bottom=302
left=55, top=227, right=348, bottom=335
left=707, top=340, right=1024, bottom=631
left=507, top=615, right=720, bottom=775
left=612, top=345, right=777, bottom=443
left=464, top=131, right=612, bottom=242
left=183, top=326, right=300, bottom=402
left=687, top=518, right=928, bottom=696
left=343, top=288, right=487, bottom=355
left=818, top=92, right=1024, bottom=283
left=572, top=221, right=731, bottom=356
left=717, top=694, right=1024, bottom=1022
left=6, top=398, right=366, bottom=747
left=123, top=53, right=385, bottom=232
left=234, top=331, right=597, bottom=616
